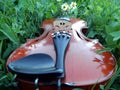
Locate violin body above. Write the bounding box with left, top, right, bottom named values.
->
left=7, top=18, right=116, bottom=90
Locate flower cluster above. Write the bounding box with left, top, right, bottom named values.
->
left=61, top=2, right=77, bottom=11
left=60, top=2, right=77, bottom=17
left=56, top=0, right=61, bottom=2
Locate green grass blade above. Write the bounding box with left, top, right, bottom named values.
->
left=105, top=68, right=120, bottom=90
left=0, top=41, right=3, bottom=58
left=0, top=24, right=20, bottom=45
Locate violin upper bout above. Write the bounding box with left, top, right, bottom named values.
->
left=72, top=20, right=88, bottom=33
left=40, top=18, right=55, bottom=32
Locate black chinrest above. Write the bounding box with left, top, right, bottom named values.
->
left=8, top=53, right=63, bottom=76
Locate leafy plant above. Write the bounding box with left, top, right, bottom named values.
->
left=0, top=59, right=17, bottom=90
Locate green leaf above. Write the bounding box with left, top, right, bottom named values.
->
left=2, top=44, right=16, bottom=59
left=110, top=30, right=120, bottom=41
left=109, top=22, right=120, bottom=31
left=0, top=32, right=7, bottom=40
left=99, top=84, right=105, bottom=90
left=0, top=24, right=20, bottom=45
left=105, top=35, right=116, bottom=46
left=0, top=41, right=3, bottom=56
left=96, top=48, right=113, bottom=54
left=72, top=88, right=83, bottom=90
left=0, top=75, right=8, bottom=81
left=87, top=30, right=97, bottom=38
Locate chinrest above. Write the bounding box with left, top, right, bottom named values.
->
left=8, top=53, right=63, bottom=77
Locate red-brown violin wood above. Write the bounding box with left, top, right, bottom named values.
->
left=7, top=18, right=116, bottom=90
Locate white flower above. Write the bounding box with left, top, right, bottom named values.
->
left=56, top=0, right=61, bottom=1
left=61, top=3, right=69, bottom=11
left=70, top=2, right=77, bottom=9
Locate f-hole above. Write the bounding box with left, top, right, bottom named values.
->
left=76, top=31, right=82, bottom=39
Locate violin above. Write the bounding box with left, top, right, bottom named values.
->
left=7, top=17, right=116, bottom=90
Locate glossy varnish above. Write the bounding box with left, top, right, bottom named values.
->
left=7, top=18, right=116, bottom=89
